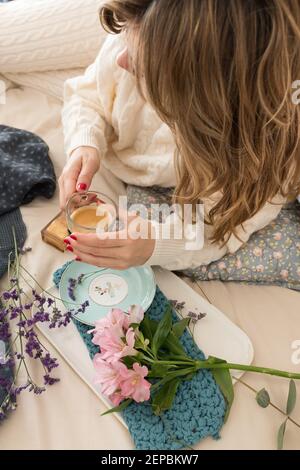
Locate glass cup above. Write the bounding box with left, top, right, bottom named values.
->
left=66, top=191, right=117, bottom=234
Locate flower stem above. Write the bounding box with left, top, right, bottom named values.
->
left=196, top=361, right=300, bottom=380
left=234, top=376, right=300, bottom=429
left=19, top=264, right=80, bottom=306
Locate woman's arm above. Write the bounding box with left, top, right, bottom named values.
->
left=60, top=37, right=119, bottom=207
left=62, top=54, right=109, bottom=160
left=145, top=195, right=285, bottom=270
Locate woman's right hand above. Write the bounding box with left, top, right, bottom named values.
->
left=59, top=146, right=100, bottom=209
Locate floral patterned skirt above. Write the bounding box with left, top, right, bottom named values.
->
left=126, top=185, right=300, bottom=291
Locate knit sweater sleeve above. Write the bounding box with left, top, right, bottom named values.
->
left=62, top=48, right=110, bottom=158
left=145, top=195, right=284, bottom=270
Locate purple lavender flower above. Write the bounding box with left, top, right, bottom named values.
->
left=47, top=298, right=55, bottom=307
left=43, top=375, right=59, bottom=386
left=2, top=291, right=11, bottom=301
left=170, top=300, right=186, bottom=311
left=0, top=261, right=91, bottom=422
left=187, top=311, right=207, bottom=324
left=67, top=277, right=77, bottom=301
left=41, top=353, right=58, bottom=373
left=67, top=274, right=88, bottom=301
left=15, top=381, right=31, bottom=395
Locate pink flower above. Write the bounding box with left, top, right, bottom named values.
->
left=256, top=264, right=264, bottom=273
left=99, top=326, right=138, bottom=363
left=253, top=247, right=262, bottom=257
left=218, top=262, right=226, bottom=270
left=90, top=308, right=128, bottom=346
left=273, top=251, right=283, bottom=260
left=280, top=269, right=289, bottom=279
left=274, top=232, right=282, bottom=241
left=108, top=392, right=124, bottom=407
left=127, top=305, right=144, bottom=325
left=120, top=363, right=151, bottom=403
left=93, top=355, right=127, bottom=396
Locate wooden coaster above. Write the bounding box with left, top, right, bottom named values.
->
left=41, top=211, right=69, bottom=252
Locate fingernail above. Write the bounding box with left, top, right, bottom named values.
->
left=63, top=238, right=70, bottom=245
left=66, top=245, right=74, bottom=253
left=75, top=256, right=81, bottom=261
left=77, top=183, right=87, bottom=191
left=69, top=234, right=77, bottom=241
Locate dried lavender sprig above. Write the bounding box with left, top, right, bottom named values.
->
left=0, top=230, right=90, bottom=421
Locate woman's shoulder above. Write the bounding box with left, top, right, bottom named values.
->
left=94, top=33, right=126, bottom=83
left=98, top=33, right=126, bottom=63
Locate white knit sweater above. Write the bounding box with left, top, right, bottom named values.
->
left=62, top=34, right=284, bottom=270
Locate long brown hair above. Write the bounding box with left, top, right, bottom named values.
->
left=100, top=0, right=300, bottom=243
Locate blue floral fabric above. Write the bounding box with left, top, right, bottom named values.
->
left=126, top=185, right=300, bottom=291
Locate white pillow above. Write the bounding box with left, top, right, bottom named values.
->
left=4, top=68, right=85, bottom=101
left=0, top=0, right=107, bottom=73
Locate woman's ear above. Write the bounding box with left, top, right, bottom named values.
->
left=116, top=47, right=130, bottom=71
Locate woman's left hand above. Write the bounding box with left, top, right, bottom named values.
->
left=64, top=216, right=156, bottom=269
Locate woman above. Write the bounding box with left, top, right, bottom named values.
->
left=60, top=0, right=300, bottom=272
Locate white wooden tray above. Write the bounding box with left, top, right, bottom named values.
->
left=36, top=267, right=254, bottom=429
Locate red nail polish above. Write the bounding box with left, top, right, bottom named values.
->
left=77, top=183, right=87, bottom=191
left=66, top=245, right=74, bottom=252
left=70, top=234, right=77, bottom=241
left=63, top=238, right=70, bottom=244
left=75, top=257, right=82, bottom=262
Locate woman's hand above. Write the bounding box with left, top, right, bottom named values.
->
left=64, top=216, right=156, bottom=269
left=59, top=146, right=100, bottom=209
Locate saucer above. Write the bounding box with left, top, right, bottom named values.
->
left=59, top=261, right=156, bottom=326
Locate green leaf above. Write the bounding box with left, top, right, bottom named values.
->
left=122, top=356, right=138, bottom=368
left=172, top=318, right=190, bottom=338
left=152, top=305, right=173, bottom=357
left=139, top=316, right=158, bottom=343
left=277, top=419, right=287, bottom=450
left=101, top=398, right=132, bottom=416
left=256, top=388, right=271, bottom=408
left=148, top=363, right=175, bottom=378
left=151, top=367, right=197, bottom=391
left=208, top=356, right=234, bottom=423
left=286, top=379, right=297, bottom=415
left=164, top=331, right=186, bottom=356
left=152, top=379, right=181, bottom=415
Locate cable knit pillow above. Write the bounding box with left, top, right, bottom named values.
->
left=0, top=0, right=107, bottom=73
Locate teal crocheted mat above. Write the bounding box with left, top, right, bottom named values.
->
left=53, top=263, right=226, bottom=450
